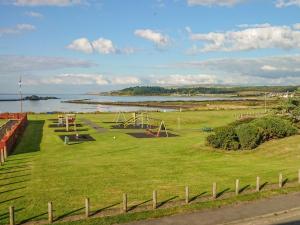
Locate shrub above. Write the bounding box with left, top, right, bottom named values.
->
left=235, top=123, right=263, bottom=149
left=206, top=126, right=240, bottom=150
left=228, top=117, right=254, bottom=127
left=251, top=116, right=297, bottom=141
left=206, top=116, right=298, bottom=151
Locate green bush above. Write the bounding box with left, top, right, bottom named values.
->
left=206, top=116, right=298, bottom=151
left=235, top=123, right=262, bottom=149
left=207, top=126, right=239, bottom=150
left=251, top=116, right=297, bottom=141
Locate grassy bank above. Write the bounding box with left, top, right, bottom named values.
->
left=0, top=110, right=299, bottom=224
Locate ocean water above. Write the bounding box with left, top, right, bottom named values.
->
left=0, top=94, right=234, bottom=113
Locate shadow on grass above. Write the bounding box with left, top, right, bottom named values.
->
left=12, top=120, right=45, bottom=155
left=56, top=207, right=85, bottom=221
left=157, top=196, right=178, bottom=208
left=129, top=199, right=152, bottom=211
left=0, top=165, right=30, bottom=171
left=91, top=202, right=121, bottom=216
left=217, top=188, right=230, bottom=198
left=239, top=185, right=250, bottom=194
left=1, top=179, right=29, bottom=187
left=0, top=186, right=26, bottom=195
left=20, top=212, right=48, bottom=224
left=0, top=168, right=31, bottom=175
left=283, top=178, right=289, bottom=187
left=260, top=182, right=268, bottom=191
left=0, top=207, right=24, bottom=220
left=0, top=174, right=30, bottom=181
left=190, top=191, right=207, bottom=202
left=0, top=196, right=24, bottom=204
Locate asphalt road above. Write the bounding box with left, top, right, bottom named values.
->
left=125, top=192, right=300, bottom=225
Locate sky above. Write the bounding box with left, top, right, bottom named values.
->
left=1, top=0, right=300, bottom=94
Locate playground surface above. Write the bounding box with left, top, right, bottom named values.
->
left=1, top=110, right=300, bottom=224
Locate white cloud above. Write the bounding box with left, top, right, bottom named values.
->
left=187, top=0, right=246, bottom=6
left=67, top=37, right=134, bottom=54
left=110, top=76, right=141, bottom=85
left=92, top=38, right=116, bottom=54
left=13, top=0, right=83, bottom=6
left=187, top=24, right=300, bottom=52
left=0, top=55, right=95, bottom=73
left=25, top=74, right=141, bottom=86
left=25, top=11, right=43, bottom=18
left=67, top=38, right=93, bottom=54
left=293, top=23, right=300, bottom=30
left=171, top=55, right=300, bottom=79
left=152, top=74, right=218, bottom=85
left=0, top=24, right=35, bottom=37
left=237, top=23, right=271, bottom=28
left=134, top=29, right=170, bottom=46
left=276, top=0, right=300, bottom=8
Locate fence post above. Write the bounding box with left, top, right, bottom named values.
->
left=4, top=146, right=7, bottom=160
left=256, top=176, right=260, bottom=192
left=279, top=173, right=283, bottom=188
left=235, top=179, right=239, bottom=195
left=212, top=182, right=217, bottom=199
left=122, top=193, right=127, bottom=213
left=9, top=206, right=14, bottom=225
left=0, top=148, right=4, bottom=166
left=152, top=190, right=157, bottom=209
left=48, top=202, right=53, bottom=224
left=0, top=149, right=3, bottom=166
left=85, top=198, right=90, bottom=218
left=185, top=186, right=189, bottom=204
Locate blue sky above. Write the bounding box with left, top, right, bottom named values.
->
left=1, top=0, right=300, bottom=94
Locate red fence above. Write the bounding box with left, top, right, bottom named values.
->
left=0, top=113, right=28, bottom=161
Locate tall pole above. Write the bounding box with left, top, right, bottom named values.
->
left=264, top=92, right=267, bottom=113
left=19, top=76, right=23, bottom=113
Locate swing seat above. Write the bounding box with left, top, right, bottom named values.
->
left=146, top=129, right=158, bottom=137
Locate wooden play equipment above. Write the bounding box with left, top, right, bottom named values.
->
left=65, top=114, right=76, bottom=132
left=114, top=112, right=127, bottom=124
left=146, top=120, right=168, bottom=137
left=58, top=114, right=64, bottom=126
left=122, top=112, right=150, bottom=128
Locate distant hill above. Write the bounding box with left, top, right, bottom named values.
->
left=93, top=86, right=300, bottom=96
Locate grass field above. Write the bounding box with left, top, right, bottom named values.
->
left=0, top=119, right=7, bottom=126
left=0, top=110, right=300, bottom=224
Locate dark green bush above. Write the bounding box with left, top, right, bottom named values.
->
left=206, top=116, right=298, bottom=151
left=251, top=116, right=297, bottom=141
left=206, top=126, right=239, bottom=150
left=235, top=123, right=262, bottom=149
left=228, top=117, right=254, bottom=127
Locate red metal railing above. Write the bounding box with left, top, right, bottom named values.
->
left=0, top=113, right=28, bottom=157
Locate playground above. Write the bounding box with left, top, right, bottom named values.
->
left=0, top=110, right=300, bottom=224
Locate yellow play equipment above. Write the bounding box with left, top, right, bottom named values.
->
left=122, top=112, right=150, bottom=128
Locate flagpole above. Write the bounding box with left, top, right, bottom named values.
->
left=19, top=76, right=23, bottom=113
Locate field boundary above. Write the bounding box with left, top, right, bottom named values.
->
left=2, top=170, right=300, bottom=225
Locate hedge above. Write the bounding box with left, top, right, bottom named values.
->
left=207, top=116, right=298, bottom=150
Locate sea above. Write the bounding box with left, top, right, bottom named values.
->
left=0, top=94, right=235, bottom=113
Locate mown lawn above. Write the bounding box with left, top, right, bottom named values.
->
left=0, top=119, right=7, bottom=126
left=0, top=109, right=300, bottom=224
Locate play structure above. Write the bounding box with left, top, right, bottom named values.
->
left=116, top=112, right=151, bottom=129
left=114, top=111, right=127, bottom=124
left=57, top=114, right=77, bottom=131
left=65, top=114, right=77, bottom=132
left=112, top=112, right=170, bottom=138
left=146, top=120, right=168, bottom=137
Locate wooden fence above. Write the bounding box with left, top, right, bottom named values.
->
left=4, top=169, right=300, bottom=225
